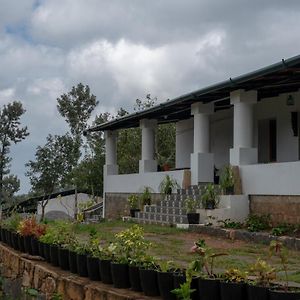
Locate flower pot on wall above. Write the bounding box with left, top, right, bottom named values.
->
left=43, top=243, right=51, bottom=263
left=68, top=250, right=78, bottom=274
left=87, top=256, right=101, bottom=281
left=157, top=271, right=176, bottom=300
left=198, top=278, right=221, bottom=300
left=99, top=259, right=113, bottom=284
left=220, top=282, right=246, bottom=300
left=187, top=213, right=200, bottom=224
left=76, top=253, right=88, bottom=277
left=269, top=289, right=300, bottom=300
left=173, top=272, right=186, bottom=289
left=111, top=262, right=130, bottom=289
left=58, top=248, right=70, bottom=271
left=129, top=265, right=142, bottom=292
left=24, top=236, right=32, bottom=254
left=139, top=268, right=160, bottom=297
left=18, top=235, right=26, bottom=253
left=50, top=245, right=59, bottom=266
left=38, top=241, right=45, bottom=258
left=11, top=232, right=19, bottom=250
left=247, top=284, right=269, bottom=300
left=31, top=237, right=39, bottom=256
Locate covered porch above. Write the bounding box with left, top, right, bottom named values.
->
left=86, top=55, right=300, bottom=196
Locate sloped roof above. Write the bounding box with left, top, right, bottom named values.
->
left=85, top=54, right=300, bottom=132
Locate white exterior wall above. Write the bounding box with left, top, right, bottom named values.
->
left=104, top=170, right=187, bottom=193
left=240, top=161, right=300, bottom=195
left=37, top=193, right=91, bottom=219
left=175, top=118, right=193, bottom=169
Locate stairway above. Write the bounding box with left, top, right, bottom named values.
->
left=133, top=185, right=202, bottom=225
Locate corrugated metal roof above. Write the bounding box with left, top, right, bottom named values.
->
left=85, top=54, right=300, bottom=132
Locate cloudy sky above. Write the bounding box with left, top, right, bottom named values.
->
left=1, top=0, right=300, bottom=194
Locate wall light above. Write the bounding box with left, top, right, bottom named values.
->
left=286, top=95, right=295, bottom=106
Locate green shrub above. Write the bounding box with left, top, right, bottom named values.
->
left=271, top=223, right=295, bottom=236
left=245, top=214, right=271, bottom=232
left=218, top=219, right=243, bottom=229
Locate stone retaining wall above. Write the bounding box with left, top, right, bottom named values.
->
left=0, top=243, right=155, bottom=300
left=105, top=193, right=163, bottom=219
left=250, top=195, right=300, bottom=225
left=188, top=225, right=300, bottom=251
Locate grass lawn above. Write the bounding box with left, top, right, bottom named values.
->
left=51, top=220, right=300, bottom=284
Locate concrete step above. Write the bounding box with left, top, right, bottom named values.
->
left=136, top=212, right=188, bottom=224
left=144, top=205, right=186, bottom=215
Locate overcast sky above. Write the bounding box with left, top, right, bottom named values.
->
left=1, top=0, right=300, bottom=194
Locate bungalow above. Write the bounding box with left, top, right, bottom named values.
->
left=86, top=55, right=300, bottom=224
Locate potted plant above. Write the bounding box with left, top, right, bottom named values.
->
left=247, top=258, right=276, bottom=300
left=201, top=184, right=220, bottom=210
left=220, top=268, right=248, bottom=300
left=127, top=194, right=140, bottom=218
left=98, top=243, right=115, bottom=284
left=2, top=213, right=22, bottom=251
left=126, top=226, right=151, bottom=292
left=184, top=197, right=200, bottom=224
left=139, top=255, right=160, bottom=296
left=159, top=175, right=179, bottom=196
left=75, top=242, right=89, bottom=277
left=140, top=186, right=152, bottom=206
left=191, top=239, right=227, bottom=300
left=268, top=241, right=300, bottom=299
left=86, top=229, right=101, bottom=281
left=110, top=225, right=148, bottom=289
left=220, top=165, right=235, bottom=195
left=157, top=260, right=177, bottom=300
left=18, top=216, right=46, bottom=256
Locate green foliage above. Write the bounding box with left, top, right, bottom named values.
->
left=218, top=219, right=243, bottom=229
left=159, top=175, right=179, bottom=195
left=25, top=288, right=38, bottom=297
left=158, top=260, right=176, bottom=272
left=269, top=240, right=289, bottom=290
left=0, top=101, right=29, bottom=204
left=222, top=268, right=248, bottom=283
left=39, top=221, right=75, bottom=246
left=171, top=282, right=196, bottom=300
left=51, top=293, right=63, bottom=300
left=201, top=184, right=221, bottom=209
left=127, top=194, right=140, bottom=209
left=245, top=214, right=271, bottom=232
left=184, top=197, right=200, bottom=213
left=113, top=225, right=151, bottom=264
left=219, top=165, right=235, bottom=193
left=271, top=223, right=295, bottom=236
left=191, top=239, right=227, bottom=277
left=249, top=258, right=276, bottom=287
left=57, top=83, right=99, bottom=137
left=140, top=186, right=152, bottom=206
left=26, top=134, right=79, bottom=194
left=2, top=213, right=22, bottom=231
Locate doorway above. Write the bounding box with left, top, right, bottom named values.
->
left=258, top=119, right=277, bottom=163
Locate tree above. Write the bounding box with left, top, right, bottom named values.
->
left=0, top=101, right=29, bottom=203
left=26, top=134, right=78, bottom=220
left=57, top=83, right=99, bottom=136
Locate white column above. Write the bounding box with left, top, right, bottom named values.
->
left=103, top=130, right=118, bottom=175
left=230, top=89, right=258, bottom=165
left=175, top=118, right=193, bottom=169
left=190, top=103, right=214, bottom=185
left=139, top=119, right=157, bottom=173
